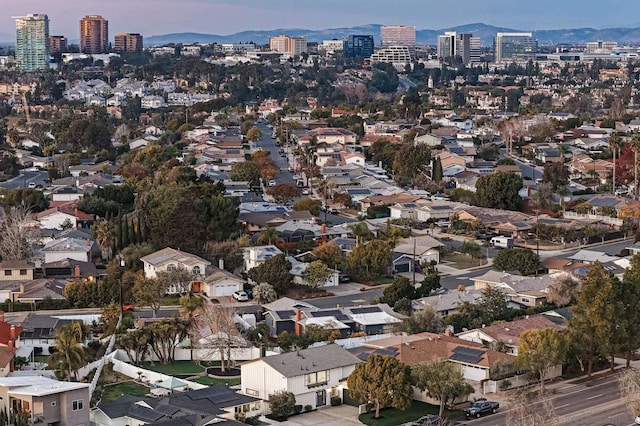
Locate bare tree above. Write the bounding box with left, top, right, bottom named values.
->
left=546, top=274, right=580, bottom=307
left=619, top=368, right=640, bottom=417
left=0, top=205, right=34, bottom=260
left=193, top=301, right=246, bottom=372
left=506, top=390, right=564, bottom=426
left=157, top=267, right=196, bottom=296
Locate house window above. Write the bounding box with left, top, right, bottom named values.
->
left=19, top=269, right=27, bottom=276
left=245, top=388, right=259, bottom=396
left=192, top=265, right=201, bottom=275
left=521, top=298, right=529, bottom=303
left=3, top=270, right=10, bottom=276
left=167, top=264, right=176, bottom=271
left=72, top=399, right=84, bottom=411
left=305, top=370, right=329, bottom=386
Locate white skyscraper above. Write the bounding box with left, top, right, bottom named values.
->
left=14, top=14, right=50, bottom=72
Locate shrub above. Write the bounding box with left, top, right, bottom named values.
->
left=293, top=405, right=302, bottom=415
left=330, top=396, right=342, bottom=406
left=499, top=379, right=512, bottom=392
left=304, top=404, right=313, bottom=412
left=269, top=390, right=296, bottom=419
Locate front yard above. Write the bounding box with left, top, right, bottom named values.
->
left=358, top=401, right=465, bottom=426
left=441, top=253, right=488, bottom=269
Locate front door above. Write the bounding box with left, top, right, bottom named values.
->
left=316, top=390, right=326, bottom=407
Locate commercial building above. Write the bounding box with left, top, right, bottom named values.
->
left=437, top=32, right=481, bottom=64
left=269, top=35, right=307, bottom=56
left=321, top=39, right=344, bottom=54
left=343, top=34, right=375, bottom=58
left=49, top=35, right=67, bottom=53
left=80, top=15, right=108, bottom=54
left=381, top=25, right=416, bottom=47
left=114, top=33, right=143, bottom=52
left=370, top=45, right=412, bottom=70
left=585, top=41, right=618, bottom=54
left=494, top=32, right=537, bottom=62
left=14, top=14, right=50, bottom=72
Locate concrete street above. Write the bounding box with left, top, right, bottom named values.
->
left=462, top=373, right=636, bottom=426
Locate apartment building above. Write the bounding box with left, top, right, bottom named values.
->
left=380, top=25, right=416, bottom=47
left=49, top=35, right=67, bottom=53
left=14, top=14, right=50, bottom=71
left=80, top=15, right=108, bottom=54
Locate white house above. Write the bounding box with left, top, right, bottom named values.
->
left=140, top=247, right=210, bottom=279
left=240, top=344, right=362, bottom=410
left=243, top=245, right=283, bottom=272
left=43, top=238, right=94, bottom=263
left=287, top=256, right=339, bottom=288
left=141, top=95, right=166, bottom=109
left=31, top=208, right=77, bottom=230
left=197, top=267, right=244, bottom=298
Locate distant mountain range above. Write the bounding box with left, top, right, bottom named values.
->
left=2, top=23, right=640, bottom=47
left=142, top=23, right=640, bottom=47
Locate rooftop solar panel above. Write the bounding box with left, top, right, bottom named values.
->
left=351, top=306, right=381, bottom=314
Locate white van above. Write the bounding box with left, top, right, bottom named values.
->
left=490, top=236, right=514, bottom=249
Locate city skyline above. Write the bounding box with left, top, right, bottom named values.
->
left=2, top=0, right=640, bottom=41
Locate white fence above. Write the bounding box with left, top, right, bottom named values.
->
left=89, top=316, right=120, bottom=397
left=563, top=211, right=623, bottom=227
left=482, top=365, right=562, bottom=394
left=111, top=351, right=208, bottom=390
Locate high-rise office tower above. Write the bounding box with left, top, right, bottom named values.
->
left=114, top=33, right=144, bottom=52
left=80, top=15, right=109, bottom=54
left=380, top=25, right=416, bottom=47
left=14, top=14, right=50, bottom=71
left=494, top=32, right=537, bottom=62
left=343, top=35, right=375, bottom=58
left=437, top=32, right=457, bottom=59
left=49, top=35, right=67, bottom=53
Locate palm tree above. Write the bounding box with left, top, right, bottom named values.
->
left=608, top=132, right=623, bottom=194
left=631, top=134, right=640, bottom=199
left=92, top=219, right=115, bottom=261
left=257, top=227, right=281, bottom=245
left=48, top=325, right=86, bottom=381
left=348, top=222, right=374, bottom=246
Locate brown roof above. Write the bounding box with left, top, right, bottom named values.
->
left=540, top=257, right=586, bottom=272
left=0, top=347, right=14, bottom=369
left=0, top=260, right=34, bottom=269
left=471, top=316, right=563, bottom=346
left=394, top=332, right=514, bottom=368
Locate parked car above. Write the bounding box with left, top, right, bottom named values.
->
left=268, top=179, right=277, bottom=187
left=233, top=291, right=249, bottom=302
left=122, top=302, right=135, bottom=312
left=411, top=415, right=440, bottom=426
left=338, top=273, right=350, bottom=283
left=465, top=401, right=499, bottom=418
left=27, top=182, right=36, bottom=189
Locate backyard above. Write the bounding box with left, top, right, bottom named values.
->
left=100, top=381, right=150, bottom=403
left=359, top=401, right=465, bottom=426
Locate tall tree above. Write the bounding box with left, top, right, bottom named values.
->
left=92, top=219, right=115, bottom=262
left=303, top=260, right=333, bottom=289
left=48, top=325, right=86, bottom=381
left=631, top=134, right=640, bottom=199
left=569, top=262, right=615, bottom=379
left=347, top=354, right=413, bottom=418
left=412, top=361, right=474, bottom=417
left=133, top=274, right=167, bottom=318
left=247, top=254, right=293, bottom=296
left=146, top=317, right=190, bottom=365
left=618, top=254, right=640, bottom=367
left=608, top=132, right=623, bottom=193
left=0, top=205, right=34, bottom=260
left=517, top=329, right=567, bottom=394
left=475, top=172, right=523, bottom=211
left=347, top=239, right=392, bottom=280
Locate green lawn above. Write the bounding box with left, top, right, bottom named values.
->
left=192, top=376, right=241, bottom=386
left=359, top=401, right=464, bottom=426
left=101, top=381, right=149, bottom=403
left=161, top=295, right=182, bottom=305
left=442, top=253, right=487, bottom=269
left=142, top=361, right=206, bottom=375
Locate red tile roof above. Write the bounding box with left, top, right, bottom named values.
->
left=0, top=322, right=22, bottom=346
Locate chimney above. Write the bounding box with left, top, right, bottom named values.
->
left=219, top=258, right=225, bottom=270
left=86, top=239, right=91, bottom=247
left=74, top=265, right=81, bottom=279
left=295, top=309, right=302, bottom=336
left=7, top=340, right=14, bottom=350
left=8, top=340, right=14, bottom=372
left=0, top=312, right=4, bottom=323
left=10, top=325, right=17, bottom=341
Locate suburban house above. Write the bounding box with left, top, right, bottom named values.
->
left=457, top=315, right=564, bottom=355
left=31, top=207, right=93, bottom=230
left=0, top=318, right=22, bottom=377
left=16, top=313, right=73, bottom=355
left=140, top=248, right=244, bottom=297
left=411, top=289, right=484, bottom=317
left=471, top=271, right=553, bottom=307
left=240, top=344, right=362, bottom=410
left=243, top=245, right=283, bottom=271
left=393, top=236, right=443, bottom=269
left=42, top=238, right=97, bottom=263
left=287, top=256, right=339, bottom=288
left=263, top=303, right=404, bottom=337
left=0, top=260, right=35, bottom=281
left=92, top=385, right=260, bottom=425
left=0, top=376, right=89, bottom=425
left=141, top=247, right=211, bottom=279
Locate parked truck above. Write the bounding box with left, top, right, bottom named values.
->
left=490, top=236, right=514, bottom=249
left=465, top=400, right=500, bottom=418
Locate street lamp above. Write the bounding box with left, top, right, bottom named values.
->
left=119, top=256, right=125, bottom=317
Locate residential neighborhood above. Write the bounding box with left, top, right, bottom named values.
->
left=1, top=6, right=640, bottom=426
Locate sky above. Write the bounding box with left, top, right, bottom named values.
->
left=2, top=0, right=640, bottom=40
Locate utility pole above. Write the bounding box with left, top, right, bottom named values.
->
left=412, top=237, right=417, bottom=288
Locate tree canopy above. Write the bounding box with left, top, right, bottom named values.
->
left=475, top=172, right=523, bottom=211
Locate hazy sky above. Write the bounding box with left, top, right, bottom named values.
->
left=3, top=0, right=640, bottom=39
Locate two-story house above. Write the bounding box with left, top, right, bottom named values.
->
left=0, top=260, right=34, bottom=282
left=240, top=344, right=362, bottom=410
left=0, top=377, right=90, bottom=425
left=243, top=245, right=283, bottom=272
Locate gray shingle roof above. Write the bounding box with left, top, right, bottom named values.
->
left=261, top=344, right=362, bottom=377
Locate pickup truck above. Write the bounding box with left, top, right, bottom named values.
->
left=465, top=400, right=499, bottom=418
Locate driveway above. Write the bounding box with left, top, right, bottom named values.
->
left=274, top=405, right=361, bottom=426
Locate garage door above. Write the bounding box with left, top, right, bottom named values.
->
left=213, top=284, right=238, bottom=297
left=394, top=262, right=410, bottom=273
left=342, top=389, right=361, bottom=407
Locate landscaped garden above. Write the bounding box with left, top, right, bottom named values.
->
left=359, top=401, right=464, bottom=426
